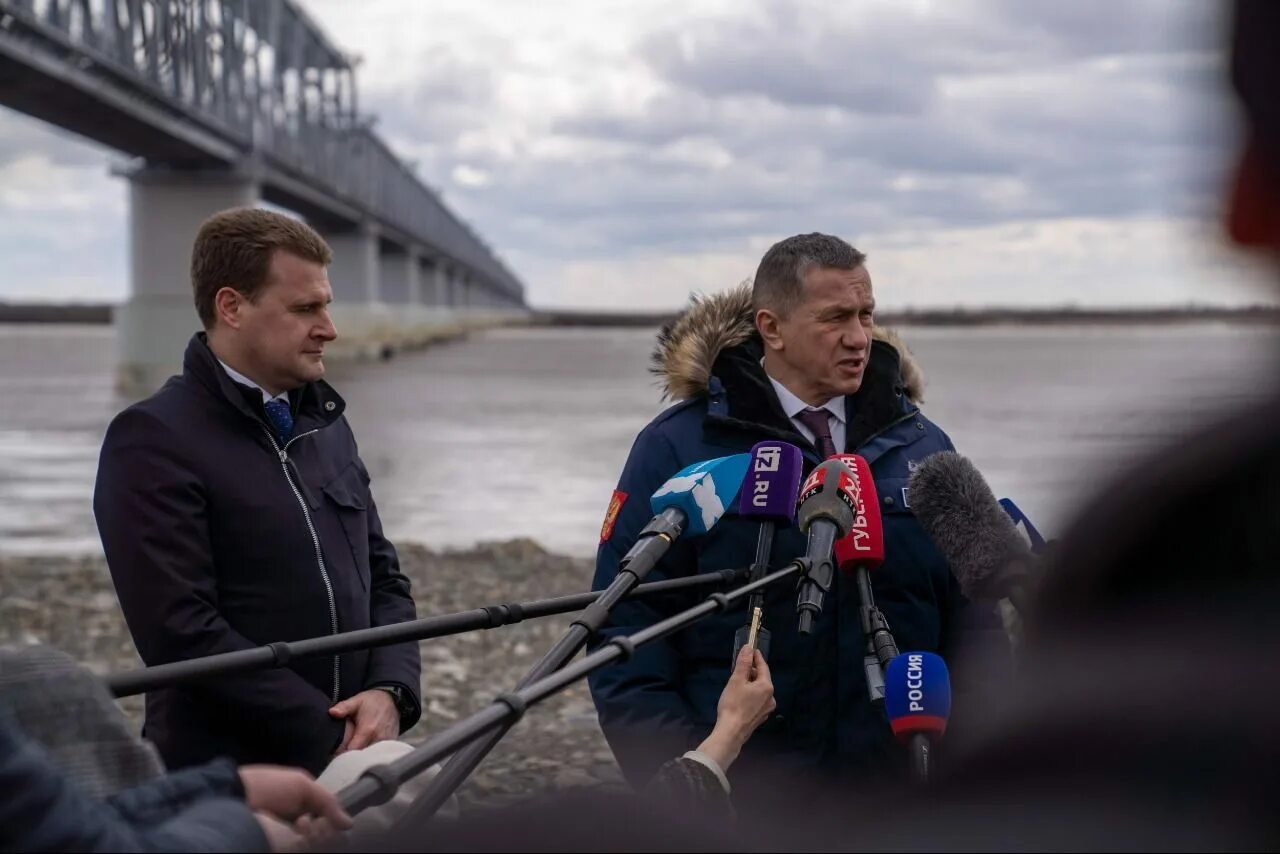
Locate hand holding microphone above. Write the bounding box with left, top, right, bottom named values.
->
left=698, top=644, right=776, bottom=774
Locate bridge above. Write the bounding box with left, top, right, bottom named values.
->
left=0, top=0, right=526, bottom=392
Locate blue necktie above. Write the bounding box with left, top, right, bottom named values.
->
left=264, top=398, right=294, bottom=443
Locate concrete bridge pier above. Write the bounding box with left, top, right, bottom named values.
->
left=116, top=168, right=259, bottom=396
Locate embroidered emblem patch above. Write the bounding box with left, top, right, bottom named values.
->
left=600, top=490, right=628, bottom=544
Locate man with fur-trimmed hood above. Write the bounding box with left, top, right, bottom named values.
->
left=588, top=233, right=1008, bottom=806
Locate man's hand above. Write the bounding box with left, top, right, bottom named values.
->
left=696, top=645, right=776, bottom=773
left=329, top=689, right=400, bottom=754
left=238, top=765, right=352, bottom=831
left=254, top=813, right=304, bottom=853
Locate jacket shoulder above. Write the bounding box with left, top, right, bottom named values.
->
left=909, top=409, right=956, bottom=449
left=103, top=381, right=195, bottom=443
left=643, top=395, right=707, bottom=439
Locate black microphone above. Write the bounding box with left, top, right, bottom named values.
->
left=732, top=441, right=804, bottom=663
left=907, top=451, right=1035, bottom=614
left=795, top=458, right=858, bottom=635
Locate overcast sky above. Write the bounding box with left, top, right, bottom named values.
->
left=1, top=0, right=1274, bottom=309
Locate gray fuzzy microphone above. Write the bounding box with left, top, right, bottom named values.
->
left=907, top=451, right=1032, bottom=613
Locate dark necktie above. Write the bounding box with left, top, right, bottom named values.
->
left=264, top=398, right=294, bottom=444
left=795, top=408, right=838, bottom=459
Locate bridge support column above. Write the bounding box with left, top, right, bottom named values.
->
left=379, top=246, right=416, bottom=306
left=405, top=248, right=422, bottom=306
left=323, top=222, right=382, bottom=346
left=430, top=262, right=449, bottom=307
left=326, top=222, right=381, bottom=304
left=117, top=169, right=259, bottom=396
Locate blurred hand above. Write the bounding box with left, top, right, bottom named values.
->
left=238, top=765, right=352, bottom=831
left=329, top=689, right=399, bottom=754
left=254, top=812, right=304, bottom=852
left=696, top=645, right=776, bottom=773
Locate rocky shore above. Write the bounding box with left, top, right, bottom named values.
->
left=0, top=540, right=631, bottom=813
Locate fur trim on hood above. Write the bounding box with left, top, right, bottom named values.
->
left=651, top=281, right=926, bottom=404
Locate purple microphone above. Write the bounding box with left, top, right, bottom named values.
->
left=732, top=441, right=804, bottom=664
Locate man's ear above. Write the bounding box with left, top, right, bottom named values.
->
left=1227, top=135, right=1280, bottom=250
left=756, top=308, right=785, bottom=352
left=213, top=286, right=246, bottom=330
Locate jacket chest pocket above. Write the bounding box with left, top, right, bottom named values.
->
left=322, top=464, right=370, bottom=591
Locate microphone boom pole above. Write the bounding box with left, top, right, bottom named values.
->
left=105, top=569, right=749, bottom=698
left=338, top=560, right=808, bottom=816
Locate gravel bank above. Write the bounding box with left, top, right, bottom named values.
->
left=0, top=540, right=631, bottom=812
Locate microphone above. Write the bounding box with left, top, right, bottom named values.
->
left=619, top=453, right=752, bottom=579
left=907, top=451, right=1034, bottom=613
left=833, top=453, right=897, bottom=704
left=795, top=458, right=858, bottom=636
left=732, top=441, right=804, bottom=664
left=885, top=651, right=952, bottom=785
left=398, top=452, right=752, bottom=826
left=999, top=497, right=1048, bottom=553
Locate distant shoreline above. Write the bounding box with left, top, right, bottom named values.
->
left=531, top=306, right=1280, bottom=327
left=5, top=302, right=1280, bottom=327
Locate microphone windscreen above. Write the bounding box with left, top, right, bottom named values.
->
left=796, top=458, right=857, bottom=538
left=650, top=453, right=751, bottom=536
left=737, top=441, right=804, bottom=526
left=885, top=651, right=951, bottom=740
left=832, top=454, right=885, bottom=572
left=907, top=451, right=1030, bottom=602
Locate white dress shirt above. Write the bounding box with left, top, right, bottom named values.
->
left=765, top=369, right=847, bottom=454
left=218, top=360, right=290, bottom=407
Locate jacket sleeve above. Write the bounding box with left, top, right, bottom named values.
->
left=0, top=714, right=266, bottom=853
left=105, top=758, right=242, bottom=825
left=93, top=408, right=343, bottom=768
left=586, top=424, right=704, bottom=788
left=354, top=455, right=423, bottom=731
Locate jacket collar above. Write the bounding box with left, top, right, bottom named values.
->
left=650, top=282, right=923, bottom=457
left=183, top=333, right=347, bottom=436
left=706, top=335, right=915, bottom=456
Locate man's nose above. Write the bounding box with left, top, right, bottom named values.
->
left=316, top=308, right=338, bottom=341
left=842, top=320, right=869, bottom=351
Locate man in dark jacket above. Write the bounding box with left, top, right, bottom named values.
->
left=94, top=208, right=421, bottom=776
left=588, top=234, right=1008, bottom=801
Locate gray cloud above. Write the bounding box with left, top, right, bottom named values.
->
left=0, top=0, right=1249, bottom=309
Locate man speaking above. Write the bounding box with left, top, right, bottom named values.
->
left=588, top=233, right=1008, bottom=804
left=94, top=208, right=421, bottom=775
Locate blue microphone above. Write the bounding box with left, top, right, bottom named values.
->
left=885, top=651, right=952, bottom=784
left=999, top=497, right=1048, bottom=553
left=618, top=453, right=751, bottom=579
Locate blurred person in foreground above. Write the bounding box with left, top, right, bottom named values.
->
left=0, top=707, right=352, bottom=852
left=364, top=3, right=1279, bottom=850
left=93, top=209, right=421, bottom=776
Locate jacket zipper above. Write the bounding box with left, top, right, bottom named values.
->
left=263, top=426, right=341, bottom=703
